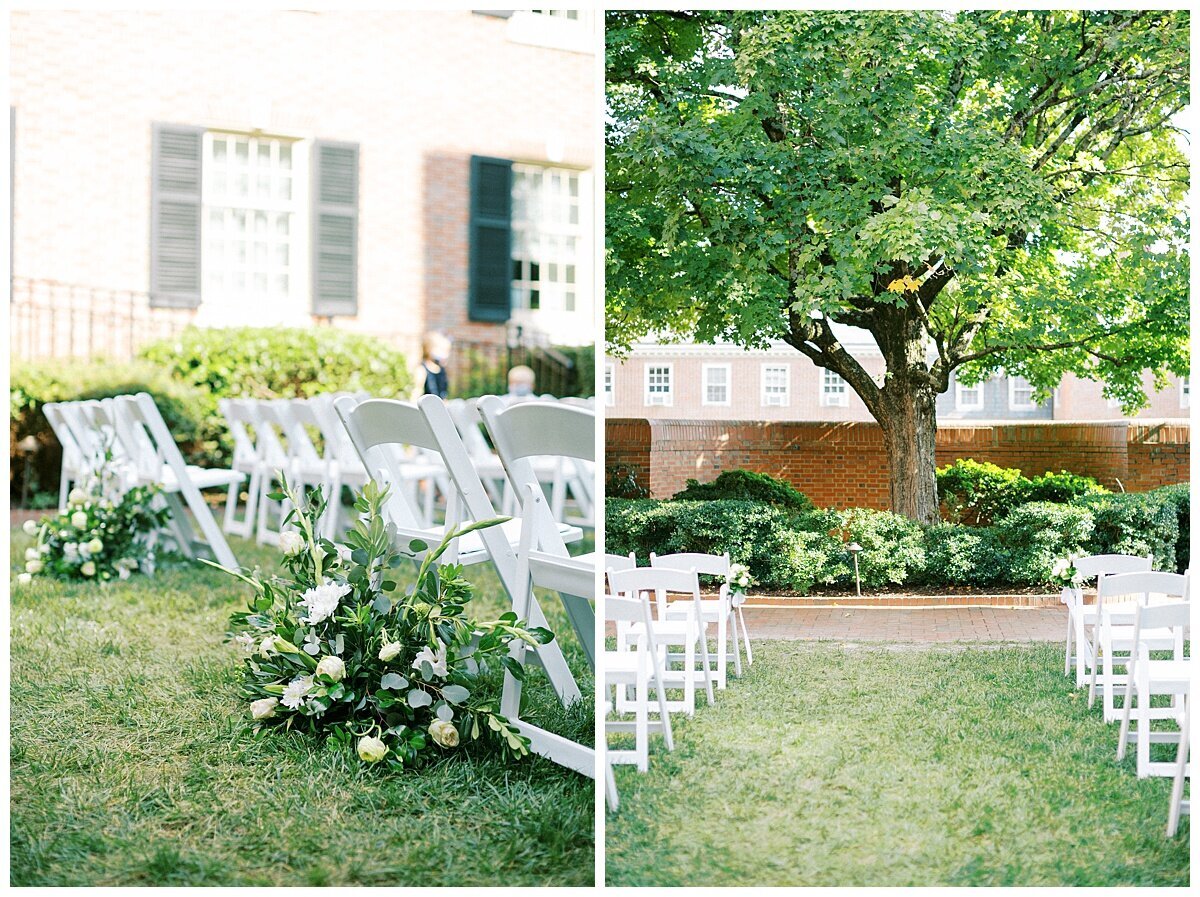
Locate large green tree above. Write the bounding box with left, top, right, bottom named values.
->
left=606, top=10, right=1189, bottom=523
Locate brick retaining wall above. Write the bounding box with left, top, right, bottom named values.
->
left=605, top=418, right=1189, bottom=507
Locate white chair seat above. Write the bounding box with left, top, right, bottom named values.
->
left=160, top=465, right=244, bottom=491
left=1136, top=660, right=1192, bottom=691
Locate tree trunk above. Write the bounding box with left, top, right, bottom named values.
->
left=877, top=380, right=940, bottom=525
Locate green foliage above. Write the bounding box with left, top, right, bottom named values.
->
left=937, top=459, right=1106, bottom=524
left=834, top=507, right=927, bottom=588
left=1073, top=488, right=1182, bottom=574
left=672, top=469, right=814, bottom=513
left=990, top=502, right=1096, bottom=584
left=10, top=359, right=211, bottom=504
left=920, top=524, right=1006, bottom=586
left=220, top=479, right=548, bottom=768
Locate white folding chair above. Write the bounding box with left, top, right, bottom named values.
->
left=607, top=566, right=715, bottom=715
left=335, top=395, right=584, bottom=713
left=108, top=393, right=242, bottom=568
left=304, top=394, right=372, bottom=540
left=218, top=398, right=266, bottom=539
left=56, top=399, right=111, bottom=480
left=475, top=396, right=597, bottom=775
left=1063, top=554, right=1153, bottom=687
left=1117, top=599, right=1190, bottom=778
left=651, top=551, right=744, bottom=687
left=1167, top=694, right=1190, bottom=837
left=42, top=401, right=88, bottom=509
left=604, top=594, right=674, bottom=772
left=1090, top=570, right=1188, bottom=723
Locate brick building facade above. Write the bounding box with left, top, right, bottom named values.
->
left=10, top=10, right=596, bottom=362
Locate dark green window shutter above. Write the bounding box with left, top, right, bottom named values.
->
left=311, top=140, right=359, bottom=317
left=150, top=123, right=203, bottom=308
left=468, top=155, right=513, bottom=323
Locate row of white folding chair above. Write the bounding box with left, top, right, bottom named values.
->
left=335, top=393, right=595, bottom=777
left=603, top=593, right=674, bottom=775
left=49, top=394, right=242, bottom=569
left=1063, top=554, right=1153, bottom=688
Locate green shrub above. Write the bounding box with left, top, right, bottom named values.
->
left=1023, top=470, right=1107, bottom=504
left=10, top=360, right=211, bottom=504
left=605, top=499, right=833, bottom=592
left=807, top=507, right=926, bottom=589
left=1071, top=489, right=1181, bottom=573
left=936, top=459, right=1026, bottom=524
left=992, top=502, right=1096, bottom=584
left=672, top=470, right=814, bottom=513
left=1152, top=483, right=1190, bottom=573
left=920, top=524, right=1007, bottom=587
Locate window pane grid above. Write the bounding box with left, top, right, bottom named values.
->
left=511, top=163, right=584, bottom=313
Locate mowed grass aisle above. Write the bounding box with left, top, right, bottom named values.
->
left=10, top=531, right=594, bottom=887
left=606, top=641, right=1188, bottom=887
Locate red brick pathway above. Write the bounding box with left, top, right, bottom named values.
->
left=741, top=603, right=1066, bottom=643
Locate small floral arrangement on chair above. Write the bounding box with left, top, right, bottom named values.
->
left=215, top=478, right=556, bottom=769
left=18, top=457, right=169, bottom=584
left=1052, top=555, right=1084, bottom=603
left=727, top=562, right=754, bottom=606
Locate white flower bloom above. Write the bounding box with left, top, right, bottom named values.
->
left=24, top=548, right=39, bottom=562
left=16, top=573, right=32, bottom=585
left=68, top=488, right=87, bottom=505
left=250, top=697, right=278, bottom=720
left=258, top=636, right=276, bottom=656
left=64, top=542, right=79, bottom=559
left=429, top=719, right=460, bottom=748
left=117, top=565, right=131, bottom=580
left=25, top=560, right=43, bottom=574
left=412, top=644, right=449, bottom=678
left=378, top=641, right=403, bottom=662
left=235, top=633, right=256, bottom=654
left=38, top=544, right=50, bottom=555
left=88, top=538, right=104, bottom=554
left=280, top=676, right=314, bottom=710
left=315, top=655, right=346, bottom=682
left=279, top=531, right=305, bottom=557
left=22, top=519, right=38, bottom=536
left=70, top=510, right=88, bottom=529
left=80, top=561, right=96, bottom=577
left=357, top=735, right=388, bottom=763
left=298, top=579, right=351, bottom=625
left=336, top=545, right=353, bottom=564
left=1051, top=558, right=1070, bottom=579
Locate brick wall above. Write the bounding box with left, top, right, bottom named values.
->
left=606, top=418, right=1190, bottom=507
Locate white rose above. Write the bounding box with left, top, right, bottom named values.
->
left=378, top=641, right=403, bottom=662
left=22, top=519, right=38, bottom=535
left=279, top=531, right=305, bottom=556
left=428, top=719, right=460, bottom=748
left=70, top=511, right=88, bottom=529
left=25, top=560, right=43, bottom=574
left=16, top=573, right=32, bottom=585
left=24, top=548, right=38, bottom=561
left=80, top=561, right=96, bottom=577
left=258, top=636, right=276, bottom=656
left=250, top=697, right=278, bottom=720
left=357, top=735, right=388, bottom=763
left=315, top=655, right=346, bottom=682
left=88, top=538, right=104, bottom=554
left=68, top=488, right=87, bottom=505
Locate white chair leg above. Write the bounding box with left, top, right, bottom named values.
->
left=683, top=640, right=695, bottom=715
left=1065, top=613, right=1075, bottom=678
left=1117, top=671, right=1135, bottom=761
left=716, top=614, right=727, bottom=689
left=635, top=667, right=649, bottom=772
left=1168, top=703, right=1189, bottom=837
left=1136, top=676, right=1152, bottom=777
left=738, top=606, right=754, bottom=665
left=605, top=759, right=619, bottom=813
left=729, top=609, right=743, bottom=677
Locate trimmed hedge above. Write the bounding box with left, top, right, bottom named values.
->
left=937, top=458, right=1107, bottom=525
left=672, top=470, right=814, bottom=513
left=607, top=482, right=1191, bottom=592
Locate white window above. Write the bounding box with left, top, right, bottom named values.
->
left=1182, top=376, right=1190, bottom=409
left=644, top=363, right=673, bottom=406
left=820, top=368, right=849, bottom=407
left=1009, top=375, right=1037, bottom=410
left=507, top=9, right=595, bottom=54
left=511, top=164, right=584, bottom=314
left=703, top=364, right=731, bottom=406
left=761, top=364, right=790, bottom=407
left=202, top=132, right=302, bottom=304
left=955, top=380, right=984, bottom=411
left=604, top=363, right=615, bottom=407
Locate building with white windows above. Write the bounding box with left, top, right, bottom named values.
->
left=606, top=331, right=1189, bottom=423
left=9, top=9, right=596, bottom=364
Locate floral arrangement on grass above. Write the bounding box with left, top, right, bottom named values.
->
left=216, top=479, right=555, bottom=768
left=18, top=460, right=170, bottom=584
left=727, top=562, right=754, bottom=605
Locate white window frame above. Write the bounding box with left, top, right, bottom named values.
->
left=1181, top=376, right=1190, bottom=409
left=644, top=363, right=674, bottom=407
left=1008, top=375, right=1038, bottom=410
left=760, top=363, right=790, bottom=407
left=510, top=163, right=587, bottom=317
left=702, top=363, right=731, bottom=407
left=955, top=380, right=984, bottom=412
left=506, top=9, right=596, bottom=54
left=819, top=367, right=849, bottom=407
left=603, top=362, right=615, bottom=407
left=200, top=130, right=307, bottom=312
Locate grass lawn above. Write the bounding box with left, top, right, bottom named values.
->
left=10, top=528, right=594, bottom=887
left=606, top=640, right=1188, bottom=887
